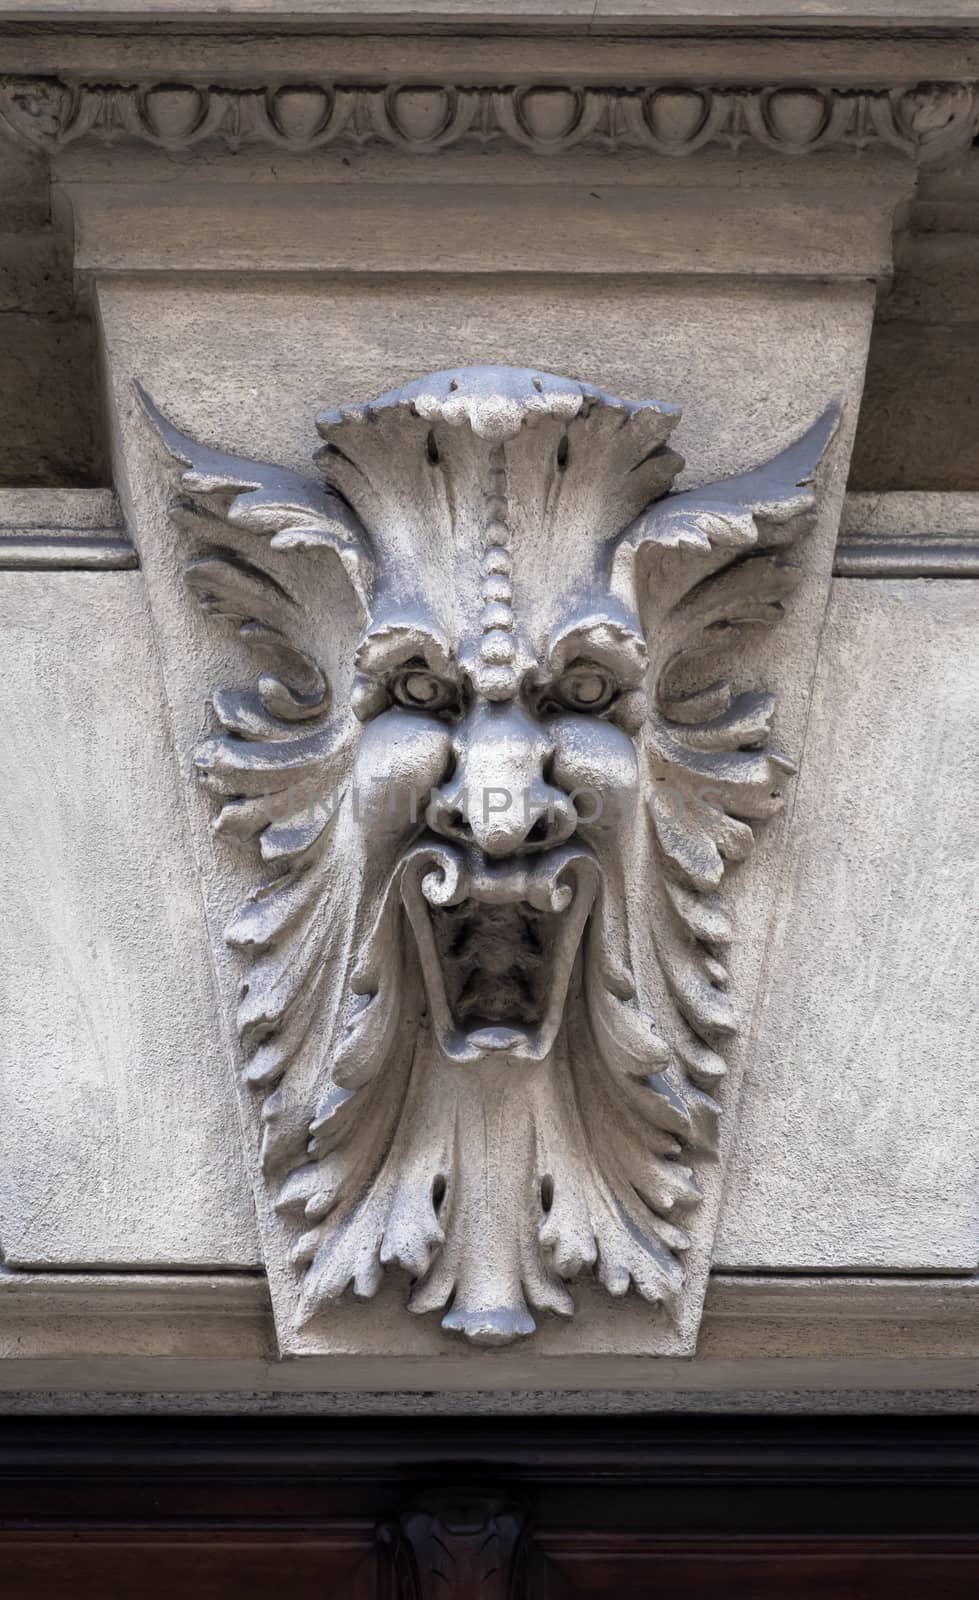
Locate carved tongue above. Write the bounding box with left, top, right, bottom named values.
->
left=401, top=839, right=601, bottom=1062
left=467, top=1026, right=529, bottom=1053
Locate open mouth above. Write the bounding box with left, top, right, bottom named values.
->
left=401, top=838, right=599, bottom=1064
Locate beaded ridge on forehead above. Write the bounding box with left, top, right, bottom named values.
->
left=475, top=442, right=518, bottom=697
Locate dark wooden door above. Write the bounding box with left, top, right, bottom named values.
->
left=1, top=1417, right=978, bottom=1598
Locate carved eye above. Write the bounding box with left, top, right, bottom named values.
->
left=552, top=663, right=617, bottom=714
left=391, top=667, right=458, bottom=714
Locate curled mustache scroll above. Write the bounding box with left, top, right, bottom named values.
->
left=139, top=366, right=839, bottom=1348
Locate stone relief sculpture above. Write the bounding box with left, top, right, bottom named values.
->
left=140, top=366, right=838, bottom=1348
left=2, top=76, right=975, bottom=163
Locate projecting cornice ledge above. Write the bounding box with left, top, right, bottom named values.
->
left=0, top=76, right=976, bottom=161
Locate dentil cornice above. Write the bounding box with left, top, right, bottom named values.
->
left=0, top=76, right=975, bottom=161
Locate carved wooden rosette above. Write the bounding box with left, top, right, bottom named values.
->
left=137, top=364, right=839, bottom=1356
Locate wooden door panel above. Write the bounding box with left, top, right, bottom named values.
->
left=0, top=1418, right=977, bottom=1599
left=536, top=1539, right=979, bottom=1600
left=0, top=1535, right=378, bottom=1600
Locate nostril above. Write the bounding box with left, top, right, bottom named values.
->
left=526, top=815, right=552, bottom=845
left=429, top=799, right=472, bottom=842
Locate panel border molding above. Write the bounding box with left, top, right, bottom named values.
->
left=0, top=488, right=134, bottom=569
left=835, top=489, right=979, bottom=576
left=2, top=1268, right=979, bottom=1387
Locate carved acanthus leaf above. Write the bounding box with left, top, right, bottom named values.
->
left=136, top=383, right=372, bottom=607
left=141, top=367, right=841, bottom=1352
left=619, top=408, right=840, bottom=1135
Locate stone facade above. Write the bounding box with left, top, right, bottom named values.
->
left=0, top=0, right=977, bottom=1408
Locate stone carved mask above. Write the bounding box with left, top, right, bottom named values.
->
left=142, top=366, right=838, bottom=1347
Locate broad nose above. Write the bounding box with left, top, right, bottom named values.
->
left=428, top=703, right=577, bottom=857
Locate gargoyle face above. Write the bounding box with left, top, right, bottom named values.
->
left=353, top=627, right=644, bottom=1065
left=317, top=366, right=679, bottom=1073
left=144, top=363, right=838, bottom=1348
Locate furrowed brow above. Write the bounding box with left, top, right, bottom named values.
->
left=355, top=609, right=454, bottom=679
left=547, top=614, right=648, bottom=687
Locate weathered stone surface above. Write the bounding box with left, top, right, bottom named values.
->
left=0, top=0, right=969, bottom=1419
left=0, top=571, right=259, bottom=1268
left=882, top=232, right=979, bottom=325
left=6, top=1268, right=979, bottom=1377
left=95, top=272, right=870, bottom=1363
left=0, top=0, right=975, bottom=22
left=96, top=275, right=871, bottom=486
left=1, top=518, right=971, bottom=1328
left=0, top=30, right=970, bottom=94
left=0, top=230, right=71, bottom=316
left=839, top=490, right=979, bottom=540
left=850, top=324, right=979, bottom=492
left=0, top=488, right=133, bottom=568
left=68, top=179, right=901, bottom=281
left=0, top=314, right=107, bottom=486
left=3, top=76, right=973, bottom=164
left=0, top=486, right=120, bottom=530
left=849, top=199, right=979, bottom=493
left=134, top=361, right=839, bottom=1355
left=716, top=578, right=979, bottom=1272
left=0, top=140, right=48, bottom=230
left=0, top=169, right=108, bottom=485
left=834, top=490, right=979, bottom=575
